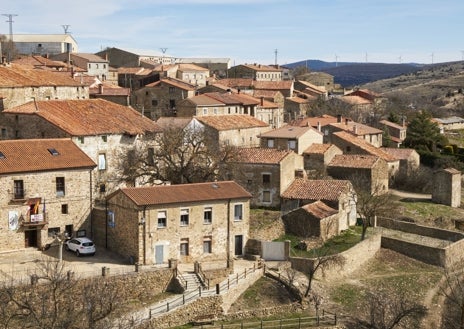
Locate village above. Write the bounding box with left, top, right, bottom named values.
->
left=1, top=34, right=464, bottom=329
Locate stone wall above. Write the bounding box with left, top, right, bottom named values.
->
left=381, top=237, right=446, bottom=267
left=290, top=233, right=381, bottom=281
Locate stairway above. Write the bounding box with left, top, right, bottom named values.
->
left=179, top=271, right=205, bottom=291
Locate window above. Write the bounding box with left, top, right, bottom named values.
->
left=262, top=173, right=271, bottom=184
left=169, top=87, right=175, bottom=94
left=0, top=151, right=5, bottom=159
left=213, top=108, right=218, bottom=114
left=158, top=211, right=167, bottom=228
left=180, top=238, right=189, bottom=256
left=204, top=207, right=212, bottom=224
left=56, top=177, right=65, bottom=196
left=346, top=146, right=351, bottom=152
left=1, top=128, right=6, bottom=138
left=234, top=204, right=243, bottom=221
left=48, top=148, right=59, bottom=156
left=101, top=135, right=107, bottom=142
left=151, top=99, right=158, bottom=107
left=262, top=191, right=271, bottom=203
left=203, top=237, right=212, bottom=253
left=203, top=108, right=208, bottom=115
left=99, top=184, right=106, bottom=193
left=288, top=140, right=296, bottom=150
left=180, top=209, right=189, bottom=226
left=267, top=139, right=274, bottom=148
left=48, top=227, right=60, bottom=237
left=98, top=153, right=106, bottom=170
left=78, top=136, right=84, bottom=144
left=61, top=204, right=68, bottom=214
left=13, top=180, right=24, bottom=199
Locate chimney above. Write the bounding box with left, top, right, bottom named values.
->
left=337, top=114, right=342, bottom=123
left=345, top=118, right=349, bottom=125
left=99, top=84, right=104, bottom=94
left=260, top=97, right=264, bottom=106
left=70, top=66, right=74, bottom=78
left=317, top=121, right=321, bottom=132
left=294, top=169, right=306, bottom=179
left=237, top=88, right=240, bottom=94
left=353, top=124, right=358, bottom=134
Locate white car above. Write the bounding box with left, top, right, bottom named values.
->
left=64, top=237, right=96, bottom=256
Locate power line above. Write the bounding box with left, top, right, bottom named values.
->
left=2, top=13, right=17, bottom=62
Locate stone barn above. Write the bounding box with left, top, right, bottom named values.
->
left=432, top=168, right=461, bottom=208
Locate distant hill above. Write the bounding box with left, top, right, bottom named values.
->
left=286, top=60, right=423, bottom=87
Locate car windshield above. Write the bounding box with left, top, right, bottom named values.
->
left=82, top=242, right=94, bottom=247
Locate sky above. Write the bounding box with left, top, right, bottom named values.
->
left=2, top=0, right=464, bottom=66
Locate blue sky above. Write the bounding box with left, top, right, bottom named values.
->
left=2, top=0, right=463, bottom=65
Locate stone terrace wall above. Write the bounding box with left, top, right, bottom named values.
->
left=290, top=233, right=381, bottom=281
left=378, top=217, right=464, bottom=241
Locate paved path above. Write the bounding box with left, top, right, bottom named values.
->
left=390, top=188, right=432, bottom=200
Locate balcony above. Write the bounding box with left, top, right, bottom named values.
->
left=21, top=213, right=48, bottom=228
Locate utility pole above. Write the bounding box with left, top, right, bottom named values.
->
left=365, top=52, right=368, bottom=63
left=335, top=54, right=339, bottom=67
left=274, top=48, right=278, bottom=66
left=461, top=50, right=464, bottom=61
left=398, top=55, right=402, bottom=64
left=2, top=13, right=18, bottom=62
left=431, top=52, right=434, bottom=64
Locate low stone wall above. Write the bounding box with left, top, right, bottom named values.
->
left=137, top=295, right=223, bottom=329
left=222, top=303, right=303, bottom=321
left=289, top=233, right=381, bottom=281
left=378, top=217, right=464, bottom=242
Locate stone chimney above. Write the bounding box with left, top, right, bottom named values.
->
left=260, top=97, right=264, bottom=106
left=337, top=114, right=342, bottom=123
left=345, top=118, right=349, bottom=125
left=317, top=121, right=321, bottom=132
left=295, top=169, right=307, bottom=179
left=353, top=124, right=358, bottom=134
left=99, top=84, right=104, bottom=94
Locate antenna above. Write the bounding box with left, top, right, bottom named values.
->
left=461, top=50, right=464, bottom=61
left=431, top=52, right=434, bottom=64
left=61, top=25, right=71, bottom=34
left=335, top=54, right=339, bottom=67
left=365, top=52, right=368, bottom=63
left=2, top=13, right=18, bottom=62
left=398, top=55, right=402, bottom=64
left=160, top=48, right=167, bottom=64
left=274, top=48, right=278, bottom=66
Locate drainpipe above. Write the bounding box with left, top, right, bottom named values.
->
left=89, top=169, right=93, bottom=238
left=141, top=206, right=147, bottom=265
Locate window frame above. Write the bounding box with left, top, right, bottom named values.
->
left=98, top=153, right=106, bottom=170
left=203, top=207, right=212, bottom=224
left=157, top=210, right=167, bottom=228
left=234, top=204, right=243, bottom=221
left=180, top=238, right=189, bottom=256
left=13, top=180, right=24, bottom=199
left=56, top=177, right=65, bottom=197
left=180, top=208, right=189, bottom=226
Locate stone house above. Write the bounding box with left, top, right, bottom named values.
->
left=227, top=64, right=283, bottom=81
left=327, top=154, right=389, bottom=194
left=432, top=116, right=464, bottom=133
left=95, top=47, right=175, bottom=68
left=133, top=77, right=196, bottom=119
left=231, top=148, right=304, bottom=208
left=0, top=138, right=96, bottom=252
left=281, top=178, right=357, bottom=231
left=175, top=63, right=210, bottom=87
left=293, top=80, right=328, bottom=100
left=331, top=131, right=400, bottom=178
left=2, top=98, right=162, bottom=203
left=432, top=168, right=461, bottom=208
left=89, top=83, right=131, bottom=107
left=298, top=72, right=335, bottom=92
left=379, top=119, right=407, bottom=147
left=325, top=117, right=383, bottom=147
left=303, top=143, right=343, bottom=173
left=282, top=201, right=340, bottom=241
left=116, top=67, right=160, bottom=90
left=105, top=181, right=251, bottom=265
left=195, top=115, right=270, bottom=148
left=175, top=57, right=231, bottom=79
left=12, top=55, right=68, bottom=71
left=10, top=34, right=78, bottom=57
left=259, top=125, right=323, bottom=155
left=283, top=97, right=312, bottom=122
left=0, top=63, right=88, bottom=111
left=381, top=148, right=420, bottom=177
left=51, top=53, right=110, bottom=81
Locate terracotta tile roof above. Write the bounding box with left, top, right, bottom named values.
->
left=443, top=168, right=461, bottom=174
left=12, top=55, right=67, bottom=68
left=177, top=63, right=210, bottom=72
left=71, top=53, right=108, bottom=63
left=260, top=125, right=320, bottom=138
left=156, top=117, right=192, bottom=130
left=329, top=121, right=382, bottom=136
left=286, top=97, right=311, bottom=104
left=381, top=148, right=416, bottom=160
left=253, top=80, right=293, bottom=90
left=236, top=147, right=293, bottom=164
left=0, top=138, right=96, bottom=174
left=146, top=77, right=196, bottom=90
left=296, top=80, right=326, bottom=93
left=282, top=178, right=351, bottom=201
left=215, top=78, right=254, bottom=88
left=328, top=154, right=380, bottom=169
left=241, top=64, right=282, bottom=72
left=293, top=90, right=318, bottom=100
left=116, top=67, right=153, bottom=75
left=333, top=131, right=397, bottom=162
left=116, top=181, right=252, bottom=206
left=291, top=115, right=339, bottom=128
left=186, top=94, right=224, bottom=106
left=0, top=64, right=83, bottom=87
left=341, top=95, right=372, bottom=105
left=205, top=92, right=260, bottom=106
left=196, top=115, right=269, bottom=131
left=89, top=83, right=131, bottom=96
left=303, top=143, right=335, bottom=154
left=379, top=120, right=405, bottom=130
left=4, top=99, right=162, bottom=136
left=252, top=90, right=280, bottom=98
left=301, top=201, right=338, bottom=219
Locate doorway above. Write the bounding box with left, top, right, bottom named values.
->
left=154, top=245, right=164, bottom=265
left=234, top=235, right=243, bottom=256
left=25, top=230, right=38, bottom=248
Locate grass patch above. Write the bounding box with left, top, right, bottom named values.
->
left=330, top=284, right=363, bottom=312
left=276, top=226, right=364, bottom=258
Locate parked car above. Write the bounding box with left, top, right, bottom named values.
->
left=64, top=237, right=96, bottom=256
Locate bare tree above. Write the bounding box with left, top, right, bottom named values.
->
left=349, top=175, right=395, bottom=240
left=440, top=262, right=464, bottom=329
left=116, top=126, right=238, bottom=185
left=345, top=289, right=427, bottom=329
left=303, top=248, right=345, bottom=298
